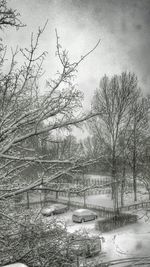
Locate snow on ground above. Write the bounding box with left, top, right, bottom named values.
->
left=28, top=189, right=150, bottom=262
left=40, top=206, right=150, bottom=262
left=62, top=208, right=150, bottom=260
left=102, top=217, right=150, bottom=261
left=123, top=190, right=149, bottom=205
left=57, top=190, right=149, bottom=210
left=68, top=194, right=114, bottom=208
left=21, top=172, right=150, bottom=264
left=27, top=173, right=150, bottom=210
left=26, top=197, right=150, bottom=265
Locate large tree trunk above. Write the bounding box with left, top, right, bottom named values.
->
left=132, top=121, right=137, bottom=202
left=133, top=168, right=137, bottom=201
left=133, top=134, right=137, bottom=202
left=68, top=191, right=71, bottom=208
left=111, top=175, right=114, bottom=200
left=121, top=154, right=126, bottom=207
left=111, top=149, right=115, bottom=200
left=112, top=147, right=119, bottom=212
left=121, top=165, right=126, bottom=207
left=26, top=191, right=30, bottom=209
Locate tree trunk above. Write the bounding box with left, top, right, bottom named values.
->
left=68, top=191, right=70, bottom=208
left=121, top=163, right=126, bottom=207
left=111, top=157, right=115, bottom=201
left=26, top=191, right=30, bottom=209
left=83, top=192, right=86, bottom=207
left=133, top=146, right=137, bottom=201
left=133, top=122, right=137, bottom=202
left=83, top=173, right=86, bottom=207
left=114, top=178, right=119, bottom=213
left=112, top=147, right=119, bottom=212
left=133, top=170, right=137, bottom=201
left=111, top=175, right=114, bottom=200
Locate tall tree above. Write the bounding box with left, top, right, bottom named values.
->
left=126, top=96, right=150, bottom=201
left=90, top=72, right=139, bottom=211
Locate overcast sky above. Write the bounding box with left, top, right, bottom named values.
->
left=5, top=0, right=150, bottom=109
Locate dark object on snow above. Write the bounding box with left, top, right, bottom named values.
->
left=95, top=212, right=138, bottom=232
left=67, top=234, right=102, bottom=258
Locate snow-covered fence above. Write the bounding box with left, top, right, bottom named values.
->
left=57, top=187, right=111, bottom=197
left=83, top=203, right=115, bottom=218
left=14, top=196, right=115, bottom=218
left=56, top=177, right=111, bottom=197
left=119, top=200, right=150, bottom=212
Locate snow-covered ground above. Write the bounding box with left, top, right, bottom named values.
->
left=40, top=207, right=150, bottom=264
left=20, top=173, right=150, bottom=265
left=27, top=173, right=150, bottom=209
left=102, top=214, right=150, bottom=260
left=67, top=210, right=150, bottom=260
left=56, top=190, right=149, bottom=209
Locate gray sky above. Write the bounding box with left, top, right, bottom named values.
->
left=5, top=0, right=150, bottom=109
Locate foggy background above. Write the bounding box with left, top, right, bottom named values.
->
left=4, top=0, right=150, bottom=108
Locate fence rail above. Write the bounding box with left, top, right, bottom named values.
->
left=119, top=200, right=150, bottom=212
left=14, top=194, right=150, bottom=219
left=15, top=196, right=117, bottom=218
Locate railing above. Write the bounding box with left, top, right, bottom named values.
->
left=14, top=192, right=150, bottom=218
left=15, top=196, right=116, bottom=218
left=119, top=200, right=150, bottom=212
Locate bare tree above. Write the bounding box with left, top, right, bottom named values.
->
left=0, top=0, right=24, bottom=29
left=126, top=96, right=150, bottom=201
left=89, top=72, right=139, bottom=211
left=0, top=2, right=102, bottom=265
left=0, top=22, right=100, bottom=199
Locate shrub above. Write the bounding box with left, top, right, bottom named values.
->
left=95, top=213, right=138, bottom=232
